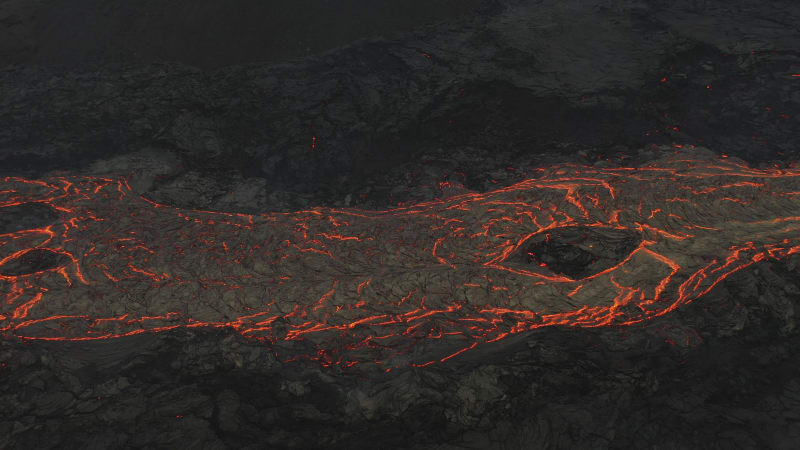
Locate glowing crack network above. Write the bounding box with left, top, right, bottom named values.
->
left=2, top=148, right=800, bottom=369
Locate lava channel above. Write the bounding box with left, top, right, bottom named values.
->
left=2, top=148, right=800, bottom=369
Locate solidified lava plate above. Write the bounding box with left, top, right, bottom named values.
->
left=1, top=148, right=799, bottom=369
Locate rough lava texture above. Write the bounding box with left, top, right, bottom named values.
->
left=1, top=0, right=800, bottom=448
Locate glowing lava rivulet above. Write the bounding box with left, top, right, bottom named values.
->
left=2, top=148, right=800, bottom=369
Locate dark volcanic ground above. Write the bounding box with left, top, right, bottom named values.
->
left=1, top=0, right=800, bottom=448
left=0, top=0, right=485, bottom=70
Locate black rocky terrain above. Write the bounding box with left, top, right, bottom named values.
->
left=1, top=0, right=800, bottom=448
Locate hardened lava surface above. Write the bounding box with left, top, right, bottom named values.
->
left=2, top=0, right=800, bottom=448
left=2, top=149, right=799, bottom=370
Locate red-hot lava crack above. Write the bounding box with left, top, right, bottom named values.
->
left=1, top=148, right=800, bottom=369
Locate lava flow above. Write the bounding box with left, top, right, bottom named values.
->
left=2, top=148, right=800, bottom=369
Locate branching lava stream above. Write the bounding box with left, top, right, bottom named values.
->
left=2, top=148, right=800, bottom=369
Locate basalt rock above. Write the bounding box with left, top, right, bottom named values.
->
left=1, top=0, right=800, bottom=449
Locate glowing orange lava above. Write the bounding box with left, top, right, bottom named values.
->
left=2, top=148, right=799, bottom=369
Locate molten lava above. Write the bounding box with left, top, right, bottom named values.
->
left=2, top=148, right=799, bottom=369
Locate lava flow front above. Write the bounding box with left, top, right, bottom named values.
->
left=2, top=148, right=800, bottom=369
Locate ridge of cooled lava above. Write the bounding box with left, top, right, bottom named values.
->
left=2, top=147, right=799, bottom=369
